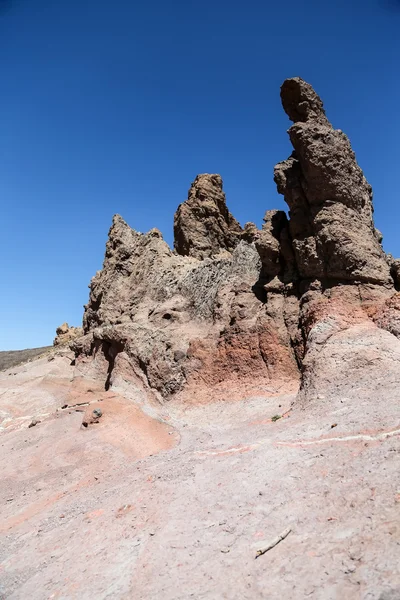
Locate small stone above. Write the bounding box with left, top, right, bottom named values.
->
left=173, top=350, right=186, bottom=362
left=28, top=419, right=40, bottom=428
left=93, top=408, right=102, bottom=418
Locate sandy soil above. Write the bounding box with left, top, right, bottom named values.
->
left=0, top=352, right=399, bottom=599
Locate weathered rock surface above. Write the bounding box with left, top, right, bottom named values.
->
left=73, top=77, right=400, bottom=407
left=271, top=78, right=400, bottom=401
left=274, top=77, right=391, bottom=285
left=2, top=79, right=400, bottom=600
left=252, top=209, right=297, bottom=284
left=174, top=173, right=243, bottom=259
left=53, top=323, right=83, bottom=347
left=73, top=212, right=299, bottom=401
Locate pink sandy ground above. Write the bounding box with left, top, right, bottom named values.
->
left=0, top=351, right=399, bottom=599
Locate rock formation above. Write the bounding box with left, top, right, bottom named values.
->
left=73, top=209, right=298, bottom=401
left=4, top=78, right=400, bottom=600
left=54, top=323, right=83, bottom=347
left=72, top=77, right=400, bottom=405
left=274, top=77, right=391, bottom=285
left=174, top=173, right=243, bottom=259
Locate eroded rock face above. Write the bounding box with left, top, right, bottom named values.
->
left=73, top=78, right=400, bottom=404
left=274, top=77, right=391, bottom=285
left=73, top=211, right=299, bottom=401
left=53, top=323, right=83, bottom=347
left=253, top=210, right=297, bottom=286
left=174, top=174, right=243, bottom=260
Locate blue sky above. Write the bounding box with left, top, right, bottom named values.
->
left=1, top=0, right=399, bottom=350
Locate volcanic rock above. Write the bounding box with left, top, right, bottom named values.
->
left=73, top=212, right=299, bottom=400
left=4, top=78, right=400, bottom=600
left=174, top=173, right=243, bottom=259
left=253, top=210, right=297, bottom=284
left=274, top=77, right=391, bottom=285
left=73, top=77, right=400, bottom=406
left=53, top=323, right=83, bottom=347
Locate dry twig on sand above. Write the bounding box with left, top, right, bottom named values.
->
left=255, top=527, right=292, bottom=558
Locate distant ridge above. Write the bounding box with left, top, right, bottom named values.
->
left=0, top=346, right=52, bottom=371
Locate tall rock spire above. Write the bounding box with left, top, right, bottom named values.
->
left=274, top=77, right=391, bottom=285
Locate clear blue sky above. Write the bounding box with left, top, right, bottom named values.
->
left=1, top=0, right=399, bottom=350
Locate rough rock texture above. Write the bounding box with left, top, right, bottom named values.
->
left=271, top=78, right=400, bottom=403
left=274, top=77, right=391, bottom=285
left=252, top=209, right=297, bottom=284
left=174, top=173, right=243, bottom=259
left=53, top=323, right=83, bottom=347
left=73, top=213, right=299, bottom=401
left=73, top=77, right=400, bottom=407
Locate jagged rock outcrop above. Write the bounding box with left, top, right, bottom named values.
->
left=73, top=211, right=299, bottom=401
left=271, top=78, right=400, bottom=403
left=53, top=323, right=83, bottom=347
left=274, top=77, right=391, bottom=285
left=174, top=174, right=243, bottom=259
left=72, top=77, right=400, bottom=404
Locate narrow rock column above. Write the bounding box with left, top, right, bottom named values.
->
left=274, top=77, right=391, bottom=285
